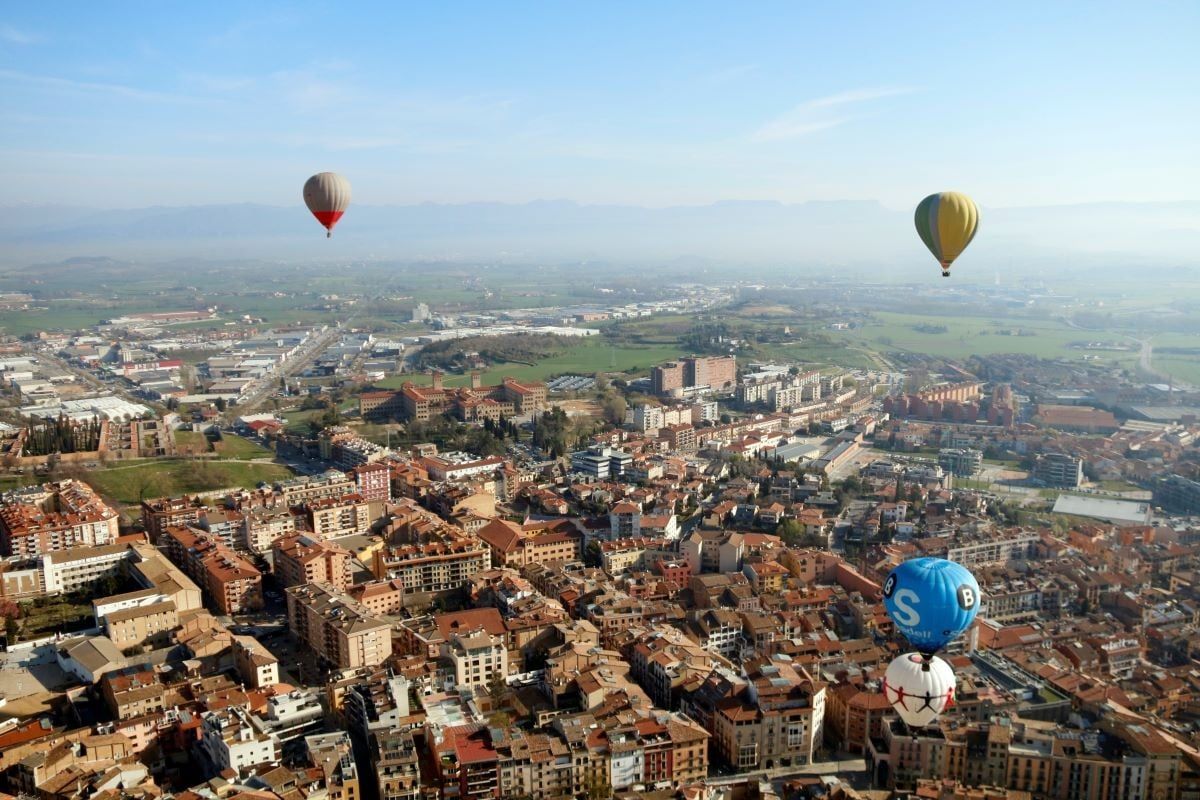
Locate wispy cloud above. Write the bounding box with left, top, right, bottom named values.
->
left=0, top=69, right=195, bottom=103
left=0, top=24, right=42, bottom=44
left=751, top=86, right=914, bottom=142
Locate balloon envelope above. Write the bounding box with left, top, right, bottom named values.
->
left=883, top=652, right=956, bottom=728
left=883, top=557, right=981, bottom=653
left=914, top=191, right=979, bottom=276
left=304, top=172, right=351, bottom=237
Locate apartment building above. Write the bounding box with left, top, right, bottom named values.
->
left=242, top=506, right=299, bottom=553
left=712, top=656, right=826, bottom=771
left=371, top=538, right=491, bottom=597
left=40, top=542, right=128, bottom=594
left=1034, top=452, right=1085, bottom=488
left=274, top=532, right=354, bottom=591
left=447, top=629, right=508, bottom=691
left=287, top=582, right=392, bottom=670
left=140, top=495, right=203, bottom=541
left=0, top=480, right=119, bottom=557
left=276, top=471, right=357, bottom=506
left=475, top=519, right=581, bottom=568
left=938, top=447, right=983, bottom=477
left=305, top=732, right=361, bottom=800
left=305, top=494, right=372, bottom=539
left=159, top=525, right=263, bottom=615
left=652, top=356, right=736, bottom=397
left=372, top=729, right=421, bottom=800
left=200, top=705, right=282, bottom=778
left=350, top=461, right=392, bottom=503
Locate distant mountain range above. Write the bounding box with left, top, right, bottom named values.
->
left=0, top=199, right=1196, bottom=271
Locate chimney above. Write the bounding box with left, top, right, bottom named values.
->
left=470, top=371, right=481, bottom=390
left=430, top=370, right=443, bottom=391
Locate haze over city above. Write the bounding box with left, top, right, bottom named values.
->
left=1, top=3, right=1197, bottom=267
left=3, top=6, right=1200, bottom=800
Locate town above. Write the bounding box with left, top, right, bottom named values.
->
left=0, top=276, right=1199, bottom=800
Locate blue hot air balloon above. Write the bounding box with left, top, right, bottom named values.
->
left=883, top=557, right=981, bottom=654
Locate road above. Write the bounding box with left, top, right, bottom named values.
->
left=234, top=323, right=344, bottom=414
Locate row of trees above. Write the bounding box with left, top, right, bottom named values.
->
left=22, top=415, right=103, bottom=456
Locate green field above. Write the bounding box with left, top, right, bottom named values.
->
left=173, top=430, right=210, bottom=450
left=81, top=459, right=294, bottom=508
left=829, top=311, right=1140, bottom=365
left=376, top=339, right=687, bottom=389
left=212, top=434, right=274, bottom=460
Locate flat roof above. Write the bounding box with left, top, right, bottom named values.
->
left=1052, top=494, right=1152, bottom=525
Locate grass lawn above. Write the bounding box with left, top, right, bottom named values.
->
left=81, top=459, right=294, bottom=508
left=173, top=430, right=211, bottom=451
left=377, top=339, right=687, bottom=389
left=18, top=595, right=95, bottom=639
left=213, top=434, right=274, bottom=460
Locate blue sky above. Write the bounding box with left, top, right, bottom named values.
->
left=2, top=2, right=1197, bottom=209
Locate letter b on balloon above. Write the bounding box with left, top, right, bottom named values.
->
left=883, top=557, right=981, bottom=655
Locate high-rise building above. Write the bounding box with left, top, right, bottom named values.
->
left=1033, top=452, right=1084, bottom=488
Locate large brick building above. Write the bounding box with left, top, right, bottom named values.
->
left=159, top=525, right=263, bottom=615
left=361, top=371, right=547, bottom=423
left=274, top=533, right=353, bottom=591
left=651, top=356, right=736, bottom=397
left=475, top=519, right=581, bottom=568
left=286, top=583, right=392, bottom=670
left=0, top=480, right=119, bottom=558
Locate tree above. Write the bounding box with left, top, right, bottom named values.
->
left=777, top=519, right=804, bottom=546
left=600, top=392, right=627, bottom=426
left=214, top=397, right=227, bottom=412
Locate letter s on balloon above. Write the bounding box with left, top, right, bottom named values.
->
left=890, top=588, right=921, bottom=628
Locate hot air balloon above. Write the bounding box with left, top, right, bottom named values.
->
left=883, top=652, right=956, bottom=728
left=303, top=172, right=351, bottom=238
left=883, top=557, right=980, bottom=654
left=914, top=191, right=979, bottom=277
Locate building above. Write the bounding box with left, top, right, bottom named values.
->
left=939, top=447, right=983, bottom=477
left=242, top=506, right=299, bottom=553
left=712, top=656, right=826, bottom=771
left=233, top=635, right=281, bottom=688
left=1033, top=452, right=1084, bottom=488
left=372, top=729, right=422, bottom=800
left=475, top=519, right=581, bottom=568
left=366, top=371, right=548, bottom=423
left=0, top=480, right=119, bottom=558
left=306, top=493, right=373, bottom=539
left=447, top=629, right=509, bottom=691
left=652, top=356, right=737, bottom=397
left=40, top=542, right=129, bottom=594
left=1152, top=473, right=1200, bottom=514
left=140, top=495, right=203, bottom=541
left=371, top=538, right=491, bottom=598
left=306, top=732, right=360, bottom=800
left=287, top=582, right=392, bottom=670
left=200, top=705, right=282, bottom=778
left=274, top=532, right=354, bottom=591
left=159, top=525, right=263, bottom=614
left=350, top=461, right=393, bottom=503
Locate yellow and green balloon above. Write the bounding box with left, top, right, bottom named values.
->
left=914, top=191, right=979, bottom=277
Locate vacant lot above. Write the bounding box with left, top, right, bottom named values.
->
left=82, top=459, right=294, bottom=508
left=212, top=434, right=273, bottom=460
left=378, top=339, right=686, bottom=389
